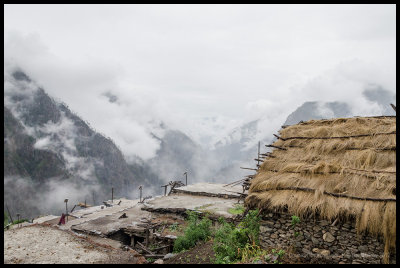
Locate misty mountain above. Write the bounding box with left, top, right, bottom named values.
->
left=213, top=120, right=261, bottom=167
left=4, top=69, right=164, bottom=219
left=148, top=129, right=222, bottom=184
left=284, top=86, right=395, bottom=126
left=283, top=101, right=352, bottom=126
left=362, top=84, right=396, bottom=116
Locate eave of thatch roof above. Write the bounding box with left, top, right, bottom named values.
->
left=245, top=116, right=396, bottom=263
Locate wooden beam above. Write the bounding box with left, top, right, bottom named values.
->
left=260, top=154, right=275, bottom=158
left=252, top=187, right=396, bottom=202
left=152, top=245, right=170, bottom=252
left=240, top=167, right=258, bottom=171
left=265, top=144, right=287, bottom=150
left=278, top=131, right=396, bottom=141
left=223, top=178, right=246, bottom=187
left=225, top=190, right=248, bottom=196
left=273, top=134, right=286, bottom=141
left=137, top=241, right=154, bottom=254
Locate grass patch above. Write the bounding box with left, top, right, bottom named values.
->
left=228, top=204, right=245, bottom=215
left=195, top=204, right=217, bottom=215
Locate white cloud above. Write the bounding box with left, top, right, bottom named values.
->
left=4, top=4, right=396, bottom=155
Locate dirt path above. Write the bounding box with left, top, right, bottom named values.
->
left=4, top=224, right=146, bottom=264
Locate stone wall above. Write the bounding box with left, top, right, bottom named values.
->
left=259, top=212, right=396, bottom=264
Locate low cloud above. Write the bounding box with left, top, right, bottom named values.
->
left=4, top=175, right=100, bottom=219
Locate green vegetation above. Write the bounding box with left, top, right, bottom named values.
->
left=173, top=211, right=212, bottom=253
left=146, top=257, right=155, bottom=263
left=291, top=215, right=300, bottom=227
left=228, top=204, right=245, bottom=215
left=169, top=222, right=182, bottom=232
left=291, top=215, right=301, bottom=240
left=12, top=218, right=28, bottom=225
left=239, top=243, right=268, bottom=263
left=213, top=209, right=261, bottom=264
left=173, top=208, right=287, bottom=264
left=4, top=211, right=28, bottom=229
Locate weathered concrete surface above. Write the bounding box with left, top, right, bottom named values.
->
left=144, top=183, right=244, bottom=219
left=33, top=183, right=244, bottom=238
left=144, top=194, right=241, bottom=219
left=45, top=183, right=243, bottom=235
left=70, top=202, right=151, bottom=236
left=172, top=183, right=243, bottom=197
left=58, top=198, right=141, bottom=230
left=33, top=215, right=59, bottom=224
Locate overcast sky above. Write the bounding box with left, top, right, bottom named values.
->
left=4, top=4, right=396, bottom=159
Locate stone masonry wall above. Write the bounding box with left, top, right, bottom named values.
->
left=259, top=212, right=396, bottom=264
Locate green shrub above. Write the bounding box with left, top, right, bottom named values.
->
left=237, top=209, right=261, bottom=245
left=291, top=215, right=300, bottom=227
left=213, top=218, right=240, bottom=264
left=213, top=209, right=261, bottom=264
left=173, top=211, right=212, bottom=253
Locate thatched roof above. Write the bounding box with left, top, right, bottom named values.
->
left=245, top=116, right=396, bottom=262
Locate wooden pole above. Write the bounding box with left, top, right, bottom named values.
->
left=161, top=185, right=168, bottom=196
left=390, top=103, right=396, bottom=112
left=112, top=187, right=114, bottom=203
left=139, top=186, right=143, bottom=203
left=184, top=172, right=187, bottom=186
left=6, top=203, right=14, bottom=223
left=70, top=205, right=77, bottom=213
left=145, top=229, right=150, bottom=247
left=65, top=200, right=68, bottom=222
left=257, top=141, right=260, bottom=167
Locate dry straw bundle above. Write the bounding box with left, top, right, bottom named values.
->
left=245, top=116, right=396, bottom=263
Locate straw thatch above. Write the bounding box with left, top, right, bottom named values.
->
left=245, top=116, right=396, bottom=263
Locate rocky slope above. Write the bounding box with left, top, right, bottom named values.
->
left=4, top=69, right=164, bottom=218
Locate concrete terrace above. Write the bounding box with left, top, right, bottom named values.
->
left=31, top=183, right=245, bottom=247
